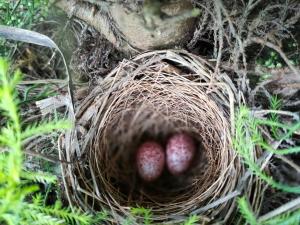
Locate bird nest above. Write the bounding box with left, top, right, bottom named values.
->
left=60, top=50, right=262, bottom=224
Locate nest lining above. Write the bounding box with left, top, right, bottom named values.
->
left=60, top=50, right=261, bottom=223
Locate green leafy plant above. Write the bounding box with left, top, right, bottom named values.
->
left=0, top=0, right=49, bottom=28
left=235, top=106, right=300, bottom=224
left=234, top=106, right=300, bottom=193
left=130, top=207, right=153, bottom=225
left=256, top=51, right=283, bottom=69
left=182, top=214, right=200, bottom=225
left=121, top=207, right=153, bottom=225
left=237, top=196, right=300, bottom=225
left=237, top=197, right=257, bottom=225
left=269, top=95, right=282, bottom=138
left=262, top=208, right=300, bottom=225
left=21, top=83, right=57, bottom=105
left=0, top=58, right=93, bottom=225
left=120, top=206, right=202, bottom=225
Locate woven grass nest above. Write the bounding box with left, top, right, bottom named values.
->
left=60, top=50, right=262, bottom=224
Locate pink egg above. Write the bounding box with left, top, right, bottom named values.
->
left=166, top=133, right=196, bottom=175
left=136, top=141, right=165, bottom=182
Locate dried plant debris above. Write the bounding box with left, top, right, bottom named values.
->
left=249, top=67, right=300, bottom=111
left=11, top=10, right=78, bottom=81
left=190, top=0, right=300, bottom=77
left=70, top=20, right=124, bottom=82
left=260, top=189, right=298, bottom=215
left=9, top=7, right=123, bottom=84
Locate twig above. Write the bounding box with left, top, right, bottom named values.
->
left=191, top=191, right=241, bottom=214
left=258, top=197, right=300, bottom=222
left=213, top=0, right=224, bottom=74
left=275, top=155, right=300, bottom=174
left=252, top=110, right=300, bottom=120
left=285, top=100, right=300, bottom=107
left=11, top=0, right=22, bottom=14
left=24, top=149, right=77, bottom=164
left=1, top=147, right=76, bottom=164
left=18, top=79, right=67, bottom=85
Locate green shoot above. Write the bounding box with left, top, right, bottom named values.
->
left=26, top=199, right=93, bottom=225
left=0, top=58, right=92, bottom=225
left=182, top=214, right=200, bottom=225
left=21, top=119, right=71, bottom=141
left=262, top=208, right=300, bottom=225
left=123, top=207, right=201, bottom=225
left=94, top=210, right=109, bottom=223
left=130, top=207, right=153, bottom=225
left=234, top=106, right=300, bottom=193
left=21, top=84, right=57, bottom=105
left=269, top=95, right=282, bottom=138
left=238, top=195, right=300, bottom=225
left=237, top=197, right=258, bottom=225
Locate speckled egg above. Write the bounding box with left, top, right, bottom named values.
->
left=166, top=133, right=196, bottom=175
left=136, top=141, right=165, bottom=182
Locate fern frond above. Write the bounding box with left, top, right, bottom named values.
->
left=32, top=193, right=44, bottom=206
left=262, top=208, right=300, bottom=225
left=6, top=136, right=22, bottom=183
left=131, top=207, right=153, bottom=225
left=0, top=213, right=17, bottom=225
left=270, top=95, right=282, bottom=111
left=28, top=201, right=93, bottom=225
left=234, top=106, right=300, bottom=193
left=0, top=58, right=89, bottom=225
left=0, top=125, right=18, bottom=146
left=278, top=122, right=300, bottom=141
left=258, top=142, right=300, bottom=155
left=237, top=197, right=258, bottom=225
left=0, top=58, right=9, bottom=79
left=0, top=60, right=21, bottom=130
left=21, top=207, right=64, bottom=225
left=182, top=214, right=200, bottom=225
left=21, top=120, right=72, bottom=140
left=21, top=170, right=56, bottom=184
left=21, top=83, right=54, bottom=104
left=19, top=184, right=40, bottom=197
left=94, top=210, right=109, bottom=223
left=270, top=95, right=282, bottom=137
left=122, top=217, right=134, bottom=225
left=254, top=119, right=290, bottom=129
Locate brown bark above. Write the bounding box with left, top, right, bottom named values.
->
left=56, top=0, right=132, bottom=52
left=56, top=0, right=199, bottom=52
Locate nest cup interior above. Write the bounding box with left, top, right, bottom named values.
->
left=84, top=65, right=234, bottom=215
left=66, top=51, right=242, bottom=221
left=93, top=79, right=224, bottom=203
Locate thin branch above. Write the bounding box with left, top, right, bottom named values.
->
left=258, top=197, right=300, bottom=222
left=251, top=37, right=300, bottom=76
left=275, top=155, right=300, bottom=174
left=24, top=149, right=77, bottom=164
